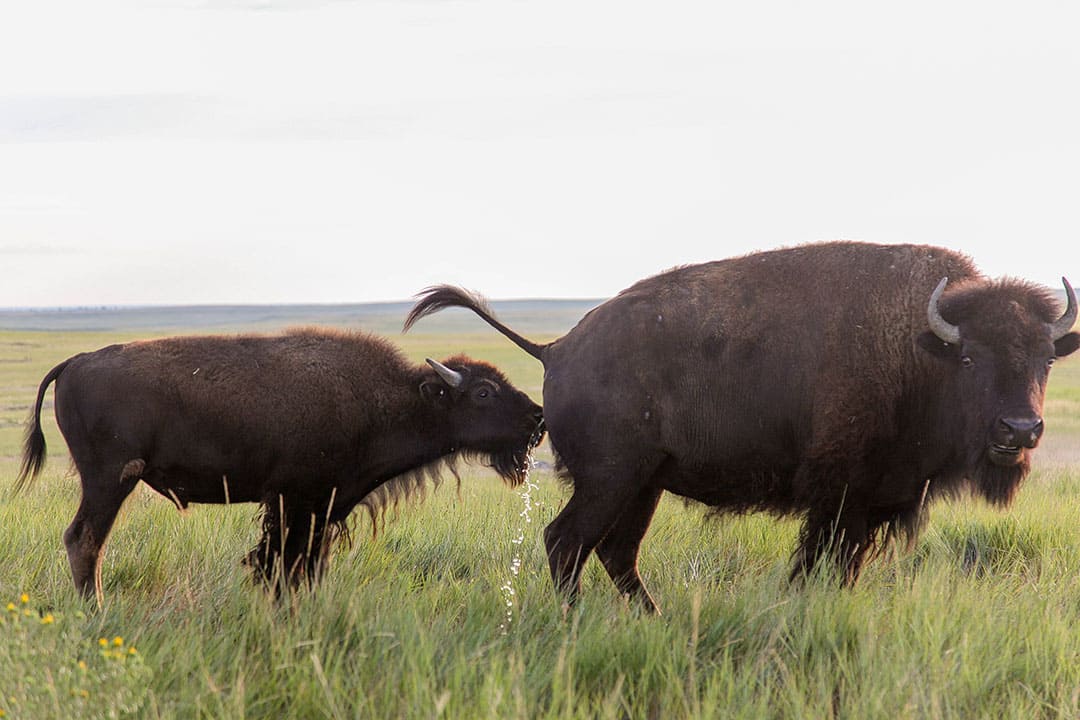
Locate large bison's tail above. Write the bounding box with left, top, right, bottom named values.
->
left=15, top=359, right=71, bottom=493
left=403, top=285, right=547, bottom=362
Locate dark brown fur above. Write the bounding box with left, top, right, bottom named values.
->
left=16, top=327, right=543, bottom=603
left=406, top=242, right=1079, bottom=613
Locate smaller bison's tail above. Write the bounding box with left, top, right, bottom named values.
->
left=403, top=285, right=547, bottom=362
left=15, top=359, right=71, bottom=493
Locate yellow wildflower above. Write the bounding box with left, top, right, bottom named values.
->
left=19, top=594, right=28, bottom=604
left=78, top=660, right=88, bottom=670
left=128, top=646, right=138, bottom=655
left=40, top=613, right=54, bottom=625
left=98, top=638, right=109, bottom=648
left=113, top=636, right=124, bottom=646
left=4, top=603, right=13, bottom=612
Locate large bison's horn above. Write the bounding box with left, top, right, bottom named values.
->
left=927, top=277, right=961, bottom=345
left=426, top=358, right=465, bottom=389
left=1051, top=277, right=1077, bottom=340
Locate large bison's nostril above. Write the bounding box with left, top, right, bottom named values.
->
left=999, top=416, right=1044, bottom=448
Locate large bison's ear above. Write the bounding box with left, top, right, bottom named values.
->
left=917, top=331, right=959, bottom=361
left=1055, top=332, right=1080, bottom=358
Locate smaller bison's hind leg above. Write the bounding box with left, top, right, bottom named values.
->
left=65, top=457, right=144, bottom=605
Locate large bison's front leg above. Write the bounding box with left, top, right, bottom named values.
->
left=791, top=505, right=872, bottom=586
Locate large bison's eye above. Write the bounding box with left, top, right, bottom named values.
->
left=1047, top=357, right=1056, bottom=369
left=961, top=356, right=974, bottom=368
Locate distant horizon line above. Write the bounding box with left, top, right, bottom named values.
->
left=0, top=296, right=606, bottom=314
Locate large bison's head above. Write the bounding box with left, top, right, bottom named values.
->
left=422, top=356, right=544, bottom=485
left=918, top=276, right=1078, bottom=502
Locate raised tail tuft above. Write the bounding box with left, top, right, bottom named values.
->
left=404, top=285, right=547, bottom=361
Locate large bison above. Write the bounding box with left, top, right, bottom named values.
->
left=405, top=242, right=1078, bottom=613
left=16, top=328, right=544, bottom=604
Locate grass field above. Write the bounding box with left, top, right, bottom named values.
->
left=2, top=308, right=1080, bottom=719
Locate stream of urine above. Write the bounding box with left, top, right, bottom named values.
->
left=499, top=473, right=540, bottom=635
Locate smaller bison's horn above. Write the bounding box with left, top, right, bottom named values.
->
left=426, top=358, right=465, bottom=389
left=927, top=277, right=961, bottom=345
left=1051, top=277, right=1077, bottom=340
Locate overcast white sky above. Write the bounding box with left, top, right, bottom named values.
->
left=1, top=0, right=1078, bottom=308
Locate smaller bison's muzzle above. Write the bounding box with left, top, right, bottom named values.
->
left=531, top=416, right=547, bottom=447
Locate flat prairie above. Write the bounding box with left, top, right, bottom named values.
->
left=1, top=303, right=1078, bottom=719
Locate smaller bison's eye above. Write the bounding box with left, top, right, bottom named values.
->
left=471, top=381, right=500, bottom=403
left=1047, top=357, right=1056, bottom=369
left=472, top=383, right=497, bottom=402
left=960, top=356, right=974, bottom=368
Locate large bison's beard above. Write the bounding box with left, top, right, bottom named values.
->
left=967, top=446, right=1031, bottom=507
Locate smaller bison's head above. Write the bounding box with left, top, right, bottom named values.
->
left=918, top=276, right=1079, bottom=501
left=422, top=357, right=544, bottom=485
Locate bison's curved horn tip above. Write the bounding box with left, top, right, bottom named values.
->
left=927, top=276, right=961, bottom=345
left=426, top=358, right=466, bottom=389
left=1051, top=276, right=1077, bottom=339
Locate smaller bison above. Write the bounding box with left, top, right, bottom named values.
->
left=16, top=328, right=544, bottom=604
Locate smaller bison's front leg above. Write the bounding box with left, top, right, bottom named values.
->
left=246, top=495, right=335, bottom=593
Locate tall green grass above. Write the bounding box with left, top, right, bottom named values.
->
left=1, top=323, right=1079, bottom=718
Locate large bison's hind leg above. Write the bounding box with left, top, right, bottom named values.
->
left=65, top=458, right=143, bottom=605
left=594, top=485, right=664, bottom=614
left=543, top=453, right=666, bottom=611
